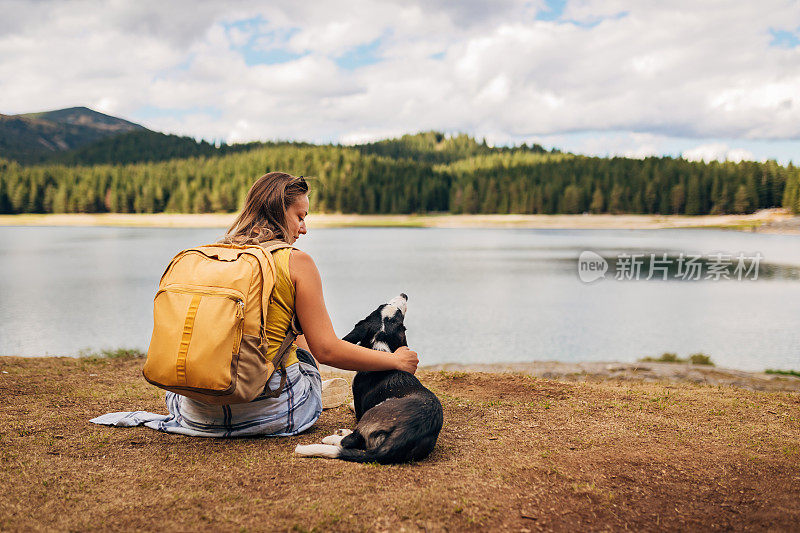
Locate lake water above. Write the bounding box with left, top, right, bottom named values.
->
left=1, top=225, right=799, bottom=372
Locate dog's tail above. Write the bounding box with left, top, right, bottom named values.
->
left=332, top=447, right=388, bottom=464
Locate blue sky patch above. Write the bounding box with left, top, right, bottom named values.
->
left=335, top=37, right=384, bottom=70
left=241, top=46, right=305, bottom=66
left=566, top=11, right=629, bottom=29
left=769, top=28, right=800, bottom=48
left=224, top=16, right=304, bottom=66
left=536, top=1, right=628, bottom=28
left=535, top=0, right=566, bottom=21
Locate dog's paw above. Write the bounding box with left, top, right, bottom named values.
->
left=335, top=428, right=353, bottom=437
left=321, top=434, right=344, bottom=446
left=294, top=444, right=341, bottom=458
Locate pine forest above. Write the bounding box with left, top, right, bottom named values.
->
left=2, top=131, right=799, bottom=215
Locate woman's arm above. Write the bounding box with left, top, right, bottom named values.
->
left=294, top=334, right=310, bottom=352
left=289, top=249, right=418, bottom=374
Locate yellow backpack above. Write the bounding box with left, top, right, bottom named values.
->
left=142, top=240, right=300, bottom=404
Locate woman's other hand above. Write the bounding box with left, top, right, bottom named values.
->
left=393, top=346, right=419, bottom=374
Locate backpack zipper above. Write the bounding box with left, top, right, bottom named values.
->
left=233, top=300, right=245, bottom=354
left=157, top=283, right=245, bottom=301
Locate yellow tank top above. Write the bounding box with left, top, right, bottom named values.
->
left=263, top=247, right=299, bottom=368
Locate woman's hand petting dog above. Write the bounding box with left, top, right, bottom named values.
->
left=393, top=346, right=419, bottom=374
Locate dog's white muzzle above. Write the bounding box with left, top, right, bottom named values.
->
left=386, top=293, right=408, bottom=316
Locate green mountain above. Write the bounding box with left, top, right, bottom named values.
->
left=356, top=131, right=550, bottom=164
left=0, top=107, right=144, bottom=163
left=1, top=106, right=276, bottom=165
left=1, top=107, right=555, bottom=167
left=54, top=129, right=269, bottom=165
left=19, top=107, right=142, bottom=132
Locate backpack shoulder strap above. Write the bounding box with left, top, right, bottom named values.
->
left=251, top=241, right=303, bottom=397
left=234, top=245, right=276, bottom=342
left=260, top=239, right=294, bottom=254
left=243, top=241, right=299, bottom=336
left=261, top=315, right=303, bottom=397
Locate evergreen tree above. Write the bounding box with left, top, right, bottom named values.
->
left=684, top=177, right=701, bottom=215
left=670, top=183, right=686, bottom=214
left=562, top=185, right=583, bottom=214
left=589, top=188, right=604, bottom=214
left=733, top=184, right=751, bottom=214
left=608, top=184, right=624, bottom=214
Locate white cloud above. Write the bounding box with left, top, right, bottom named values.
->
left=725, top=148, right=758, bottom=163
left=0, top=0, right=799, bottom=160
left=682, top=143, right=757, bottom=163
left=339, top=128, right=407, bottom=145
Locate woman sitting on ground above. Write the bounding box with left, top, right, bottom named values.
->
left=156, top=171, right=419, bottom=437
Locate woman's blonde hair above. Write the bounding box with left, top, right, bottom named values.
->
left=223, top=172, right=309, bottom=245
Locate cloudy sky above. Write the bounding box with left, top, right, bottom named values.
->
left=2, top=0, right=799, bottom=163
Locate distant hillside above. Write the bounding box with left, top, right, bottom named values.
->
left=60, top=129, right=549, bottom=166
left=2, top=106, right=301, bottom=165
left=356, top=131, right=551, bottom=164
left=0, top=107, right=144, bottom=163
left=1, top=107, right=559, bottom=167
left=19, top=107, right=142, bottom=133
left=55, top=130, right=267, bottom=165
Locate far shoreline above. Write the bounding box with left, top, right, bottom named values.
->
left=1, top=209, right=798, bottom=233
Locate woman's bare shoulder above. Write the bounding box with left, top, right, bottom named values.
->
left=289, top=249, right=318, bottom=282
left=289, top=248, right=313, bottom=263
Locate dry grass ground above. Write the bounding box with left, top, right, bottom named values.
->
left=1, top=355, right=798, bottom=532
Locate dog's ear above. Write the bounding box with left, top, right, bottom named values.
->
left=342, top=318, right=370, bottom=345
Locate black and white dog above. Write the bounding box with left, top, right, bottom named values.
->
left=294, top=293, right=443, bottom=464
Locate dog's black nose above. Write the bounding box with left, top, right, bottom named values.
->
left=400, top=293, right=408, bottom=300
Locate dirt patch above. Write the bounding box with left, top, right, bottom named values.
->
left=1, top=356, right=798, bottom=531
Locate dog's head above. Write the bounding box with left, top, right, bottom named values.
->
left=342, top=293, right=408, bottom=353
